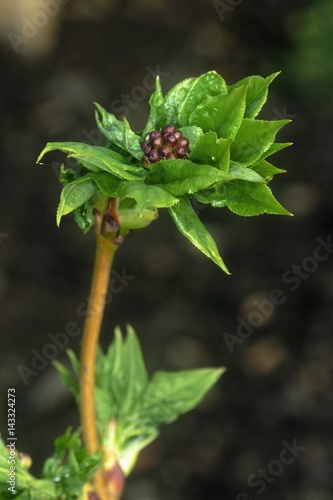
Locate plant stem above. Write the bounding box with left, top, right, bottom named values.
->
left=80, top=230, right=118, bottom=500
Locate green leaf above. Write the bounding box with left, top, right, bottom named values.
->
left=231, top=119, right=290, bottom=167
left=164, top=77, right=197, bottom=125
left=169, top=196, right=230, bottom=273
left=228, top=163, right=265, bottom=183
left=225, top=180, right=292, bottom=216
left=95, top=103, right=143, bottom=160
left=142, top=76, right=167, bottom=136
left=189, top=84, right=247, bottom=139
left=38, top=141, right=145, bottom=180
left=250, top=160, right=286, bottom=182
left=178, top=71, right=228, bottom=126
left=73, top=201, right=95, bottom=233
left=195, top=184, right=227, bottom=208
left=228, top=72, right=280, bottom=118
left=141, top=367, right=225, bottom=424
left=146, top=159, right=229, bottom=196
left=57, top=177, right=96, bottom=226
left=90, top=171, right=122, bottom=197
left=257, top=142, right=293, bottom=162
left=117, top=181, right=179, bottom=210
left=189, top=132, right=231, bottom=171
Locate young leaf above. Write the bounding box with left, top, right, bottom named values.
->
left=225, top=180, right=292, bottom=216
left=73, top=201, right=95, bottom=233
left=164, top=77, right=196, bottom=125
left=195, top=184, right=227, bottom=208
left=169, top=196, right=230, bottom=273
left=257, top=142, right=293, bottom=162
left=228, top=163, right=265, bottom=183
left=231, top=119, right=290, bottom=167
left=95, top=103, right=143, bottom=160
left=250, top=160, right=286, bottom=182
left=189, top=84, right=247, bottom=139
left=228, top=72, right=280, bottom=118
left=56, top=177, right=96, bottom=226
left=189, top=132, right=231, bottom=171
left=142, top=76, right=167, bottom=137
left=141, top=367, right=225, bottom=424
left=38, top=142, right=145, bottom=180
left=145, top=159, right=229, bottom=196
left=117, top=181, right=179, bottom=210
left=178, top=71, right=228, bottom=126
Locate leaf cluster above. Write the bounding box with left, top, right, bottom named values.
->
left=0, top=429, right=101, bottom=499
left=37, top=71, right=292, bottom=272
left=55, top=325, right=224, bottom=476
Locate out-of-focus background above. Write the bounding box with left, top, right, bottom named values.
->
left=0, top=0, right=332, bottom=499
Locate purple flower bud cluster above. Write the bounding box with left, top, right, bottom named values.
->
left=141, top=124, right=190, bottom=164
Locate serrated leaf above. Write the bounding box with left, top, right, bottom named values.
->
left=257, top=142, right=293, bottom=162
left=117, top=181, right=178, bottom=210
left=38, top=142, right=145, bottom=180
left=178, top=71, right=228, bottom=126
left=189, top=84, right=247, bottom=139
left=169, top=196, right=230, bottom=273
left=231, top=119, right=290, bottom=167
left=142, top=367, right=225, bottom=425
left=229, top=163, right=265, bottom=183
left=142, top=76, right=167, bottom=136
left=145, top=159, right=228, bottom=196
left=95, top=103, right=143, bottom=160
left=57, top=178, right=96, bottom=226
left=164, top=77, right=197, bottom=125
left=189, top=132, right=231, bottom=171
left=225, top=180, right=292, bottom=216
left=228, top=72, right=280, bottom=118
left=250, top=160, right=286, bottom=182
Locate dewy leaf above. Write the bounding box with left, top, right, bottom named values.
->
left=169, top=196, right=230, bottom=273
left=56, top=177, right=96, bottom=226
left=228, top=72, right=280, bottom=118
left=189, top=85, right=247, bottom=139
left=164, top=77, right=197, bottom=125
left=117, top=181, right=179, bottom=210
left=142, top=76, right=167, bottom=137
left=95, top=103, right=143, bottom=160
left=231, top=119, right=290, bottom=167
left=145, top=159, right=229, bottom=196
left=142, top=367, right=225, bottom=425
left=225, top=180, right=292, bottom=216
left=250, top=160, right=286, bottom=182
left=189, top=131, right=231, bottom=171
left=178, top=71, right=228, bottom=126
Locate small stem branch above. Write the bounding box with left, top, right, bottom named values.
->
left=80, top=231, right=118, bottom=500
